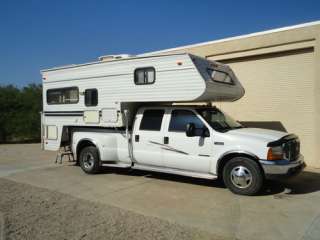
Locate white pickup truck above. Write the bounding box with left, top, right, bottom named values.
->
left=72, top=105, right=306, bottom=195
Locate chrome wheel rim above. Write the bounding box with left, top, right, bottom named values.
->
left=82, top=152, right=94, bottom=169
left=230, top=166, right=253, bottom=189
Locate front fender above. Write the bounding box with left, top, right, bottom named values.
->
left=211, top=149, right=260, bottom=176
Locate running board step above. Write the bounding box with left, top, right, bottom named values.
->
left=132, top=164, right=217, bottom=180
left=101, top=162, right=131, bottom=168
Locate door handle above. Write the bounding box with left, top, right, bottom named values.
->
left=164, top=136, right=169, bottom=144
left=135, top=135, right=139, bottom=142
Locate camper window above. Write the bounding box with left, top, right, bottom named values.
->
left=85, top=89, right=98, bottom=106
left=134, top=67, right=155, bottom=85
left=207, top=68, right=234, bottom=85
left=140, top=109, right=164, bottom=131
left=47, top=87, right=79, bottom=105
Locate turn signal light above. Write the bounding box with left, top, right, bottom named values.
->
left=267, top=146, right=283, bottom=160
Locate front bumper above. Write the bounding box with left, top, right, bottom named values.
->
left=259, top=155, right=306, bottom=179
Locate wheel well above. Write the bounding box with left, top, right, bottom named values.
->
left=217, top=153, right=263, bottom=178
left=76, top=140, right=96, bottom=161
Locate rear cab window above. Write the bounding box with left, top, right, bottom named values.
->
left=139, top=109, right=165, bottom=131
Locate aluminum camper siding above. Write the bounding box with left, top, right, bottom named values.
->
left=42, top=53, right=244, bottom=108
left=42, top=54, right=206, bottom=109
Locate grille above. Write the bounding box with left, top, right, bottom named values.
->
left=283, top=139, right=300, bottom=161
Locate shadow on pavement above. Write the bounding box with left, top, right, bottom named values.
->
left=69, top=163, right=320, bottom=196
left=141, top=170, right=320, bottom=196
left=262, top=170, right=320, bottom=196
left=98, top=166, right=224, bottom=188
left=144, top=171, right=225, bottom=188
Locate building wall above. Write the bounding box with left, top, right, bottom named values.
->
left=217, top=48, right=316, bottom=166
left=144, top=22, right=320, bottom=167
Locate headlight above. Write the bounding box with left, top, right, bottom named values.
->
left=267, top=146, right=284, bottom=160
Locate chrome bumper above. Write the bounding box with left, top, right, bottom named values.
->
left=259, top=155, right=306, bottom=178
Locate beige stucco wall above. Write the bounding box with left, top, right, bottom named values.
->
left=315, top=29, right=320, bottom=168
left=216, top=49, right=316, bottom=166
left=150, top=23, right=320, bottom=167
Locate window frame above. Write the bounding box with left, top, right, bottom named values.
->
left=134, top=67, right=156, bottom=85
left=84, top=88, right=98, bottom=107
left=46, top=87, right=79, bottom=105
left=139, top=109, right=165, bottom=131
left=206, top=68, right=234, bottom=85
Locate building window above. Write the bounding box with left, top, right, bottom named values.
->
left=134, top=67, right=155, bottom=85
left=47, top=87, right=79, bottom=105
left=207, top=68, right=234, bottom=85
left=169, top=110, right=205, bottom=133
left=85, top=89, right=98, bottom=106
left=140, top=109, right=164, bottom=131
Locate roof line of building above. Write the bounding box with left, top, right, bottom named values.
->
left=139, top=20, right=320, bottom=56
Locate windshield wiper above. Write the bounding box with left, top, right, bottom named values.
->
left=213, top=126, right=233, bottom=132
left=216, top=126, right=243, bottom=132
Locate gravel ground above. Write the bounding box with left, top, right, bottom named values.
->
left=0, top=178, right=219, bottom=240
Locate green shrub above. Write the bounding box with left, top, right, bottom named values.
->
left=0, top=84, right=42, bottom=143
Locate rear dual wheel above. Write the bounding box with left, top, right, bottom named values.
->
left=79, top=146, right=101, bottom=174
left=223, top=157, right=264, bottom=195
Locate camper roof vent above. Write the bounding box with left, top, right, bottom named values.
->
left=99, top=54, right=134, bottom=62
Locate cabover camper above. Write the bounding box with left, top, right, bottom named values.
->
left=41, top=53, right=305, bottom=195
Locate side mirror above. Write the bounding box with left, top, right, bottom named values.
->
left=202, top=128, right=210, bottom=137
left=186, top=123, right=195, bottom=137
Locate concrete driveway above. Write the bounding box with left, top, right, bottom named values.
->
left=1, top=144, right=320, bottom=240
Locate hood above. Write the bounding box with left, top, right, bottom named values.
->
left=226, top=128, right=288, bottom=143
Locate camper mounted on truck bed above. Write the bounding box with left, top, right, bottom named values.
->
left=41, top=53, right=305, bottom=195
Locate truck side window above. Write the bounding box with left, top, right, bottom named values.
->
left=134, top=67, right=155, bottom=85
left=140, top=109, right=164, bottom=131
left=169, top=110, right=205, bottom=132
left=85, top=89, right=98, bottom=106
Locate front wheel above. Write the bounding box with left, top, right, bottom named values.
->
left=223, top=157, right=264, bottom=195
left=79, top=146, right=101, bottom=174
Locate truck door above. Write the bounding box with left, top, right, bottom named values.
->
left=162, top=109, right=212, bottom=173
left=132, top=109, right=165, bottom=167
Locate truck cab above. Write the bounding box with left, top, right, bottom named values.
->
left=75, top=105, right=305, bottom=195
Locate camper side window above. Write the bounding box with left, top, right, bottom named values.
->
left=85, top=89, right=98, bottom=106
left=47, top=87, right=79, bottom=104
left=134, top=67, right=155, bottom=85
left=207, top=68, right=234, bottom=85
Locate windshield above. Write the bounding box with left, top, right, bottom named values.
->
left=197, top=108, right=243, bottom=132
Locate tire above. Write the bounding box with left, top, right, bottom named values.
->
left=79, top=146, right=101, bottom=174
left=223, top=157, right=264, bottom=196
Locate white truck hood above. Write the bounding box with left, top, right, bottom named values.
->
left=226, top=128, right=288, bottom=143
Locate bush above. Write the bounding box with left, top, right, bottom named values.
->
left=0, top=84, right=42, bottom=143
